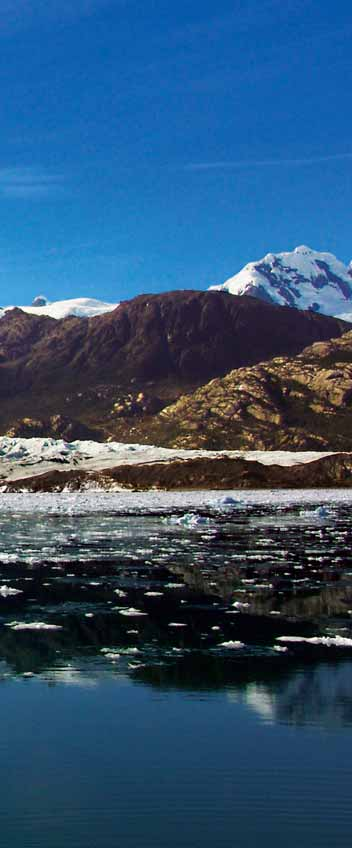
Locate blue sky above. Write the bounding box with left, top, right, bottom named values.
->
left=1, top=0, right=352, bottom=304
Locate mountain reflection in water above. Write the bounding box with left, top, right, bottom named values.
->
left=0, top=491, right=351, bottom=709
left=0, top=493, right=352, bottom=848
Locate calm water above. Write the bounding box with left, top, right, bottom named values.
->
left=0, top=490, right=351, bottom=847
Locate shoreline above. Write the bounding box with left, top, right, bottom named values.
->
left=1, top=451, right=351, bottom=492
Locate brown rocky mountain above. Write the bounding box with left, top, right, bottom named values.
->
left=153, top=330, right=352, bottom=450
left=0, top=290, right=348, bottom=439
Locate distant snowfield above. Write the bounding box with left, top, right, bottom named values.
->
left=0, top=436, right=340, bottom=483
left=0, top=297, right=119, bottom=320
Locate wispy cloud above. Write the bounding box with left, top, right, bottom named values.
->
left=185, top=153, right=352, bottom=171
left=0, top=167, right=65, bottom=199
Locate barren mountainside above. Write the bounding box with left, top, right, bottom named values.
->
left=154, top=331, right=352, bottom=450
left=0, top=289, right=348, bottom=440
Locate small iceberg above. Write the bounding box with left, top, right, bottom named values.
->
left=213, top=495, right=241, bottom=508
left=118, top=607, right=148, bottom=617
left=0, top=585, right=23, bottom=597
left=168, top=513, right=211, bottom=528
left=277, top=634, right=352, bottom=648
left=168, top=622, right=188, bottom=627
left=144, top=591, right=164, bottom=597
left=5, top=621, right=62, bottom=631
left=313, top=506, right=329, bottom=518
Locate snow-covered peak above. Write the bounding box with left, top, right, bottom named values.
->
left=0, top=296, right=119, bottom=320
left=210, top=246, right=352, bottom=320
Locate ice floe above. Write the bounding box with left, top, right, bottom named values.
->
left=5, top=621, right=62, bottom=630
left=277, top=635, right=352, bottom=648
left=118, top=608, right=148, bottom=617
left=144, top=591, right=164, bottom=597
left=168, top=513, right=211, bottom=527
left=0, top=585, right=23, bottom=597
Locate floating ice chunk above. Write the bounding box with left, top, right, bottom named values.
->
left=165, top=582, right=185, bottom=589
left=127, top=629, right=139, bottom=635
left=144, top=591, right=164, bottom=597
left=213, top=495, right=240, bottom=508
left=277, top=635, right=352, bottom=647
left=211, top=626, right=220, bottom=631
left=103, top=652, right=121, bottom=661
left=5, top=621, right=62, bottom=630
left=169, top=513, right=211, bottom=528
left=232, top=601, right=250, bottom=610
left=120, top=647, right=141, bottom=655
left=313, top=506, right=329, bottom=518
left=85, top=613, right=94, bottom=618
left=101, top=647, right=120, bottom=655
left=273, top=645, right=288, bottom=653
left=0, top=585, right=23, bottom=597
left=118, top=608, right=148, bottom=617
left=219, top=640, right=244, bottom=649
left=114, top=589, right=127, bottom=597
left=168, top=622, right=187, bottom=627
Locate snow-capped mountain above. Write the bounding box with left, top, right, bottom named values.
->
left=210, top=246, right=352, bottom=320
left=0, top=296, right=119, bottom=320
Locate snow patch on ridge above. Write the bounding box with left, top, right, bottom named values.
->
left=0, top=297, right=119, bottom=320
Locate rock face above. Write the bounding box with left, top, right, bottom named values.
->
left=0, top=290, right=347, bottom=438
left=5, top=415, right=100, bottom=441
left=210, top=245, right=352, bottom=319
left=154, top=330, right=352, bottom=450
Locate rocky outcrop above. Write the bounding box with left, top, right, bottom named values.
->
left=154, top=330, right=352, bottom=450
left=111, top=391, right=163, bottom=418
left=5, top=415, right=100, bottom=442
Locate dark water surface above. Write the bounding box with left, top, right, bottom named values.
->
left=0, top=490, right=351, bottom=847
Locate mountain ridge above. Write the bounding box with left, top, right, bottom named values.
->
left=0, top=289, right=347, bottom=440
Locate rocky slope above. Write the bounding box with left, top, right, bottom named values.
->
left=0, top=290, right=347, bottom=438
left=210, top=245, right=352, bottom=319
left=154, top=330, right=352, bottom=450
